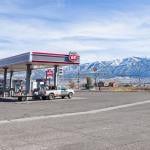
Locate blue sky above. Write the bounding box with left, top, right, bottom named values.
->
left=0, top=0, right=150, bottom=63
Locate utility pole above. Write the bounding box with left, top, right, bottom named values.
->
left=77, top=65, right=80, bottom=89
left=93, top=67, right=97, bottom=87
left=137, top=61, right=141, bottom=87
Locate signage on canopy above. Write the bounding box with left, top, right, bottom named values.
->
left=68, top=52, right=78, bottom=62
left=46, top=69, right=53, bottom=78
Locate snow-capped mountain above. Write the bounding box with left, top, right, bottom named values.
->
left=64, top=57, right=150, bottom=78
left=10, top=57, right=150, bottom=80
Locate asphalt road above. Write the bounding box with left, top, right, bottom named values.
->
left=0, top=91, right=150, bottom=150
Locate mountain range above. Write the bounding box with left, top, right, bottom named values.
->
left=63, top=57, right=150, bottom=79
left=10, top=57, right=150, bottom=80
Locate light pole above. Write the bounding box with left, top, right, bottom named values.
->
left=93, top=67, right=97, bottom=87
left=77, top=65, right=80, bottom=89
left=137, top=62, right=141, bottom=87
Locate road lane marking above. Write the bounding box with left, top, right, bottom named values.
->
left=0, top=100, right=150, bottom=125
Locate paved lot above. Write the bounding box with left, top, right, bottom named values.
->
left=0, top=91, right=150, bottom=150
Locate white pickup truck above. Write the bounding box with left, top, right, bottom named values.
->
left=33, top=85, right=74, bottom=100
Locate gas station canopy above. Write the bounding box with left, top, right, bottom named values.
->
left=0, top=51, right=80, bottom=72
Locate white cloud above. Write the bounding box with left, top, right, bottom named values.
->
left=0, top=3, right=150, bottom=63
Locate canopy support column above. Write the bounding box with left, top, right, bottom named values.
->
left=54, top=65, right=58, bottom=88
left=3, top=67, right=8, bottom=97
left=25, top=64, right=32, bottom=96
left=9, top=71, right=13, bottom=96
left=9, top=71, right=13, bottom=89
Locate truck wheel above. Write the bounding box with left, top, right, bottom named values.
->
left=68, top=92, right=73, bottom=99
left=62, top=96, right=65, bottom=99
left=49, top=93, right=55, bottom=100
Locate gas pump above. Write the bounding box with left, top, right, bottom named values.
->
left=12, top=80, right=23, bottom=93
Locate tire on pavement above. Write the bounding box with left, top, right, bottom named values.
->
left=68, top=92, right=73, bottom=99
left=49, top=93, right=55, bottom=100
